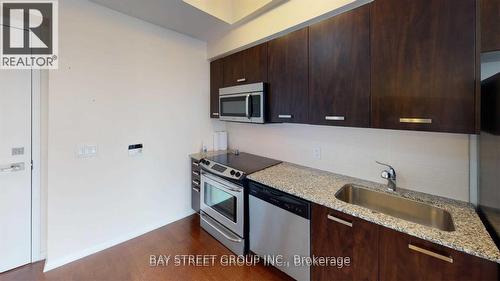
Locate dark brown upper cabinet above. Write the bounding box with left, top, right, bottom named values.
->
left=222, top=43, right=268, bottom=87
left=379, top=227, right=499, bottom=281
left=268, top=28, right=309, bottom=123
left=371, top=0, right=477, bottom=134
left=308, top=5, right=370, bottom=128
left=311, top=204, right=379, bottom=281
left=481, top=0, right=500, bottom=53
left=210, top=59, right=223, bottom=118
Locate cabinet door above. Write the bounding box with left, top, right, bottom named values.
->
left=311, top=204, right=378, bottom=281
left=481, top=0, right=500, bottom=52
left=309, top=5, right=370, bottom=127
left=210, top=59, right=223, bottom=118
left=379, top=227, right=499, bottom=281
left=371, top=0, right=477, bottom=134
left=223, top=43, right=268, bottom=87
left=268, top=28, right=309, bottom=123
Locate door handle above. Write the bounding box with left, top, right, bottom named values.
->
left=0, top=162, right=25, bottom=173
left=408, top=244, right=453, bottom=263
left=325, top=116, right=345, bottom=121
left=400, top=118, right=432, bottom=124
left=327, top=214, right=353, bottom=227
left=245, top=94, right=251, bottom=119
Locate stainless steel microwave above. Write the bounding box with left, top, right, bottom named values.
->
left=219, top=82, right=266, bottom=124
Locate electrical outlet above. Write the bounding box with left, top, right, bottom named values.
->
left=313, top=147, right=321, bottom=160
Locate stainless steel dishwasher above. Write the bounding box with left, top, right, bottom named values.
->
left=248, top=180, right=310, bottom=281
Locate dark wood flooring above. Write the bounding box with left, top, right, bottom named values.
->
left=0, top=215, right=293, bottom=281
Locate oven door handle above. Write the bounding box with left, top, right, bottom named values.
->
left=225, top=186, right=242, bottom=193
left=201, top=172, right=243, bottom=193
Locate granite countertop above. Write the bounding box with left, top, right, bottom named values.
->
left=248, top=162, right=500, bottom=264
left=189, top=150, right=233, bottom=161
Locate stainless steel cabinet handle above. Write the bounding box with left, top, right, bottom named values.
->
left=0, top=163, right=25, bottom=173
left=400, top=118, right=432, bottom=124
left=278, top=115, right=293, bottom=119
left=327, top=214, right=353, bottom=227
left=325, top=116, right=345, bottom=121
left=236, top=78, right=246, bottom=83
left=201, top=213, right=243, bottom=243
left=192, top=180, right=200, bottom=186
left=192, top=162, right=199, bottom=167
left=408, top=244, right=453, bottom=263
left=192, top=171, right=200, bottom=176
left=212, top=112, right=219, bottom=117
left=192, top=187, right=200, bottom=192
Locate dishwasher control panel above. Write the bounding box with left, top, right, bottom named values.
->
left=248, top=180, right=310, bottom=219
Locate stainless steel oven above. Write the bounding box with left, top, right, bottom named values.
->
left=219, top=82, right=265, bottom=124
left=200, top=171, right=245, bottom=254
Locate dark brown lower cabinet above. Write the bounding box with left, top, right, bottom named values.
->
left=312, top=203, right=499, bottom=281
left=311, top=204, right=378, bottom=281
left=379, top=226, right=499, bottom=281
left=191, top=158, right=201, bottom=212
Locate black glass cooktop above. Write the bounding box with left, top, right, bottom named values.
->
left=205, top=152, right=281, bottom=175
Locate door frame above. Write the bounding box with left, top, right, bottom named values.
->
left=31, top=70, right=42, bottom=262
left=1, top=23, right=43, bottom=265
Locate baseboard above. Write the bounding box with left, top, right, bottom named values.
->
left=43, top=210, right=195, bottom=272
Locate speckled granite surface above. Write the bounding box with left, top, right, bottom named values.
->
left=248, top=162, right=500, bottom=264
left=189, top=150, right=233, bottom=161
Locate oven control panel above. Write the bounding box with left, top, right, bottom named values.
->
left=199, top=159, right=244, bottom=180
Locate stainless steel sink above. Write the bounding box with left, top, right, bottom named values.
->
left=335, top=184, right=455, bottom=232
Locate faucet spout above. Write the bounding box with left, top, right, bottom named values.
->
left=376, top=161, right=397, bottom=192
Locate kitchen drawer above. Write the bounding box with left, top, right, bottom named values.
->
left=191, top=159, right=200, bottom=172
left=191, top=178, right=200, bottom=189
left=191, top=169, right=200, bottom=181
left=191, top=183, right=200, bottom=212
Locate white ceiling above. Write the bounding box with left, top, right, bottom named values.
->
left=89, top=0, right=283, bottom=41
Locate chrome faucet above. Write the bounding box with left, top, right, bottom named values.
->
left=376, top=161, right=397, bottom=191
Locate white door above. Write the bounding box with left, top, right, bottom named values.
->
left=0, top=70, right=32, bottom=273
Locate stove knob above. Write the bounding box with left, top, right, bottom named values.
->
left=205, top=160, right=210, bottom=165
left=230, top=170, right=236, bottom=176
left=235, top=172, right=241, bottom=178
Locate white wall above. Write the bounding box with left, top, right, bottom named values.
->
left=207, top=0, right=371, bottom=58
left=227, top=123, right=471, bottom=201
left=45, top=0, right=223, bottom=271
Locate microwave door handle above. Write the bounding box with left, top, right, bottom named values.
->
left=245, top=94, right=251, bottom=119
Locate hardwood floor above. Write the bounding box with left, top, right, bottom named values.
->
left=0, top=215, right=293, bottom=281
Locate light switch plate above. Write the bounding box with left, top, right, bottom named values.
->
left=76, top=144, right=98, bottom=158
left=313, top=147, right=321, bottom=160
left=12, top=147, right=24, bottom=156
